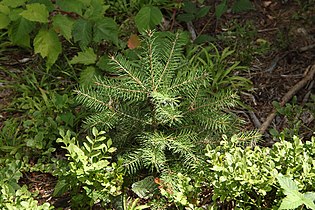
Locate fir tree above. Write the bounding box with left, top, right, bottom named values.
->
left=75, top=31, right=244, bottom=175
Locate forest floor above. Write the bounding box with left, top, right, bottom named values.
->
left=0, top=0, right=314, bottom=208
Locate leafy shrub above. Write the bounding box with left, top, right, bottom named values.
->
left=0, top=158, right=52, bottom=210
left=0, top=0, right=119, bottom=68
left=205, top=134, right=315, bottom=209
left=0, top=71, right=78, bottom=153
left=75, top=31, right=245, bottom=176
left=277, top=174, right=315, bottom=210
left=54, top=127, right=124, bottom=208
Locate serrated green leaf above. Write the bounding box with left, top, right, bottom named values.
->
left=93, top=17, right=118, bottom=45
left=34, top=29, right=62, bottom=68
left=182, top=0, right=197, bottom=14
left=52, top=14, right=74, bottom=41
left=279, top=194, right=304, bottom=209
left=215, top=0, right=227, bottom=19
left=303, top=193, right=315, bottom=209
left=84, top=0, right=109, bottom=20
left=132, top=176, right=157, bottom=199
left=79, top=66, right=99, bottom=86
left=232, top=0, right=252, bottom=13
left=8, top=8, right=24, bottom=21
left=56, top=0, right=83, bottom=15
left=20, top=3, right=49, bottom=23
left=73, top=18, right=92, bottom=49
left=70, top=48, right=97, bottom=65
left=8, top=17, right=35, bottom=47
left=29, top=0, right=55, bottom=12
left=135, top=6, right=163, bottom=32
left=1, top=0, right=26, bottom=8
left=0, top=13, right=10, bottom=29
left=277, top=175, right=299, bottom=194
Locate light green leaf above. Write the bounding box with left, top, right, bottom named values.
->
left=0, top=4, right=10, bottom=14
left=84, top=0, right=109, bottom=20
left=73, top=18, right=92, bottom=49
left=52, top=14, right=74, bottom=41
left=93, top=17, right=118, bottom=45
left=8, top=17, right=35, bottom=47
left=215, top=0, right=227, bottom=19
left=56, top=0, right=83, bottom=15
left=70, top=48, right=97, bottom=65
left=279, top=194, right=304, bottom=209
left=20, top=3, right=49, bottom=23
left=1, top=0, right=26, bottom=8
left=8, top=8, right=24, bottom=21
left=34, top=29, right=62, bottom=68
left=303, top=193, right=315, bottom=210
left=277, top=175, right=299, bottom=194
left=135, top=6, right=163, bottom=32
left=0, top=13, right=10, bottom=29
left=28, top=0, right=55, bottom=12
left=92, top=127, right=98, bottom=137
left=132, top=176, right=157, bottom=199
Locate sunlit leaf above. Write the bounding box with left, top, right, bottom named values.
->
left=20, top=3, right=49, bottom=23
left=34, top=29, right=62, bottom=68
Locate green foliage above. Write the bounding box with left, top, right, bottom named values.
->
left=0, top=0, right=119, bottom=68
left=215, top=0, right=253, bottom=19
left=131, top=176, right=158, bottom=199
left=159, top=173, right=202, bottom=208
left=216, top=20, right=271, bottom=64
left=271, top=96, right=314, bottom=140
left=135, top=5, right=162, bottom=32
left=55, top=127, right=124, bottom=207
left=277, top=175, right=315, bottom=210
left=205, top=134, right=315, bottom=209
left=177, top=0, right=210, bottom=23
left=75, top=31, right=244, bottom=176
left=0, top=158, right=52, bottom=209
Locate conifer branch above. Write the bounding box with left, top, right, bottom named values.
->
left=110, top=56, right=147, bottom=91
left=155, top=33, right=180, bottom=90
left=94, top=82, right=148, bottom=94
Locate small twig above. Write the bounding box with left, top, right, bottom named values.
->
left=299, top=43, right=315, bottom=52
left=259, top=64, right=315, bottom=134
left=248, top=110, right=262, bottom=128
left=187, top=21, right=197, bottom=41
left=302, top=80, right=314, bottom=106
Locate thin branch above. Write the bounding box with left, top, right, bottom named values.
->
left=94, top=82, right=148, bottom=94
left=259, top=64, right=315, bottom=134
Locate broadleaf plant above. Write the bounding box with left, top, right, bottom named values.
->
left=0, top=0, right=119, bottom=68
